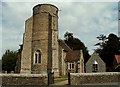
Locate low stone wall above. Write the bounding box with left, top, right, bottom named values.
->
left=0, top=74, right=48, bottom=86
left=70, top=72, right=120, bottom=85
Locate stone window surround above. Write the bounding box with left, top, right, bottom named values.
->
left=92, top=60, right=98, bottom=72
left=68, top=63, right=74, bottom=70
left=33, top=50, right=42, bottom=64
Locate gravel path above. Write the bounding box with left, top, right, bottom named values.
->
left=51, top=80, right=68, bottom=85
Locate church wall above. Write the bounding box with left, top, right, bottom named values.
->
left=86, top=53, right=106, bottom=73
left=20, top=17, right=32, bottom=74
left=31, top=4, right=58, bottom=75
left=58, top=45, right=62, bottom=76
left=58, top=45, right=67, bottom=76
left=66, top=61, right=78, bottom=73
left=20, top=4, right=60, bottom=76
left=51, top=16, right=59, bottom=77
left=62, top=51, right=67, bottom=75
left=32, top=12, right=50, bottom=74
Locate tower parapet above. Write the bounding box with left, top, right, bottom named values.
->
left=33, top=4, right=58, bottom=16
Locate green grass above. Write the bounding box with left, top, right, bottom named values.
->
left=54, top=75, right=68, bottom=83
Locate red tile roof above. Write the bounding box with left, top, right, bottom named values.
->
left=65, top=50, right=80, bottom=62
left=115, top=55, right=120, bottom=64
left=58, top=39, right=72, bottom=51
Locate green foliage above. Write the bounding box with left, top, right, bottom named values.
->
left=54, top=75, right=68, bottom=83
left=114, top=64, right=120, bottom=72
left=2, top=50, right=18, bottom=73
left=101, top=34, right=120, bottom=66
left=95, top=33, right=120, bottom=71
left=94, top=34, right=107, bottom=53
left=64, top=32, right=90, bottom=63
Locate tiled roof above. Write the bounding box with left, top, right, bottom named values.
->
left=65, top=50, right=80, bottom=62
left=58, top=39, right=72, bottom=51
left=115, top=55, right=120, bottom=64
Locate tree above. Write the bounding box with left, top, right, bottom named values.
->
left=64, top=32, right=73, bottom=41
left=106, top=34, right=120, bottom=54
left=95, top=33, right=120, bottom=71
left=2, top=50, right=18, bottom=73
left=64, top=32, right=90, bottom=63
left=94, top=34, right=107, bottom=53
left=102, top=34, right=120, bottom=67
left=64, top=32, right=84, bottom=50
left=114, top=64, right=120, bottom=72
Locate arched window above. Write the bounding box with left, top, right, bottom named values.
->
left=92, top=60, right=98, bottom=72
left=34, top=50, right=41, bottom=64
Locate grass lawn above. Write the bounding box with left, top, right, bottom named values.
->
left=54, top=75, right=68, bottom=83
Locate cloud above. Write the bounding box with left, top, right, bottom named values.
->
left=1, top=0, right=119, bottom=2
left=57, top=2, right=118, bottom=54
left=1, top=2, right=118, bottom=58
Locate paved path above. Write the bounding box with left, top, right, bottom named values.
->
left=51, top=80, right=68, bottom=85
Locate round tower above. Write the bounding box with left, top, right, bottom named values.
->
left=32, top=4, right=59, bottom=75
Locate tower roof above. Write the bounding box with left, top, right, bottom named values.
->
left=33, top=4, right=58, bottom=10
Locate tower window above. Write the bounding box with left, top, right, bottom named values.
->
left=34, top=50, right=41, bottom=64
left=35, top=53, right=37, bottom=63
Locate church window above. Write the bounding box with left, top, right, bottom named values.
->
left=68, top=63, right=74, bottom=69
left=70, top=64, right=71, bottom=69
left=92, top=60, right=98, bottom=72
left=72, top=64, right=74, bottom=69
left=38, top=53, right=41, bottom=63
left=34, top=50, right=41, bottom=64
left=78, top=63, right=80, bottom=68
left=35, top=54, right=37, bottom=63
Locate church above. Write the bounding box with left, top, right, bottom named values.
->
left=15, top=4, right=85, bottom=77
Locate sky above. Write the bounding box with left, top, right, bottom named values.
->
left=0, top=0, right=119, bottom=58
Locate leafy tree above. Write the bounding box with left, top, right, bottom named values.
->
left=64, top=32, right=73, bottom=41
left=101, top=34, right=120, bottom=64
left=64, top=32, right=85, bottom=50
left=2, top=50, right=18, bottom=73
left=114, top=64, right=120, bottom=72
left=95, top=33, right=120, bottom=71
left=94, top=34, right=107, bottom=53
left=64, top=32, right=90, bottom=63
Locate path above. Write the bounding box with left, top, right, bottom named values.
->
left=51, top=80, right=68, bottom=85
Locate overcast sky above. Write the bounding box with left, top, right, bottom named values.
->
left=1, top=0, right=119, bottom=58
